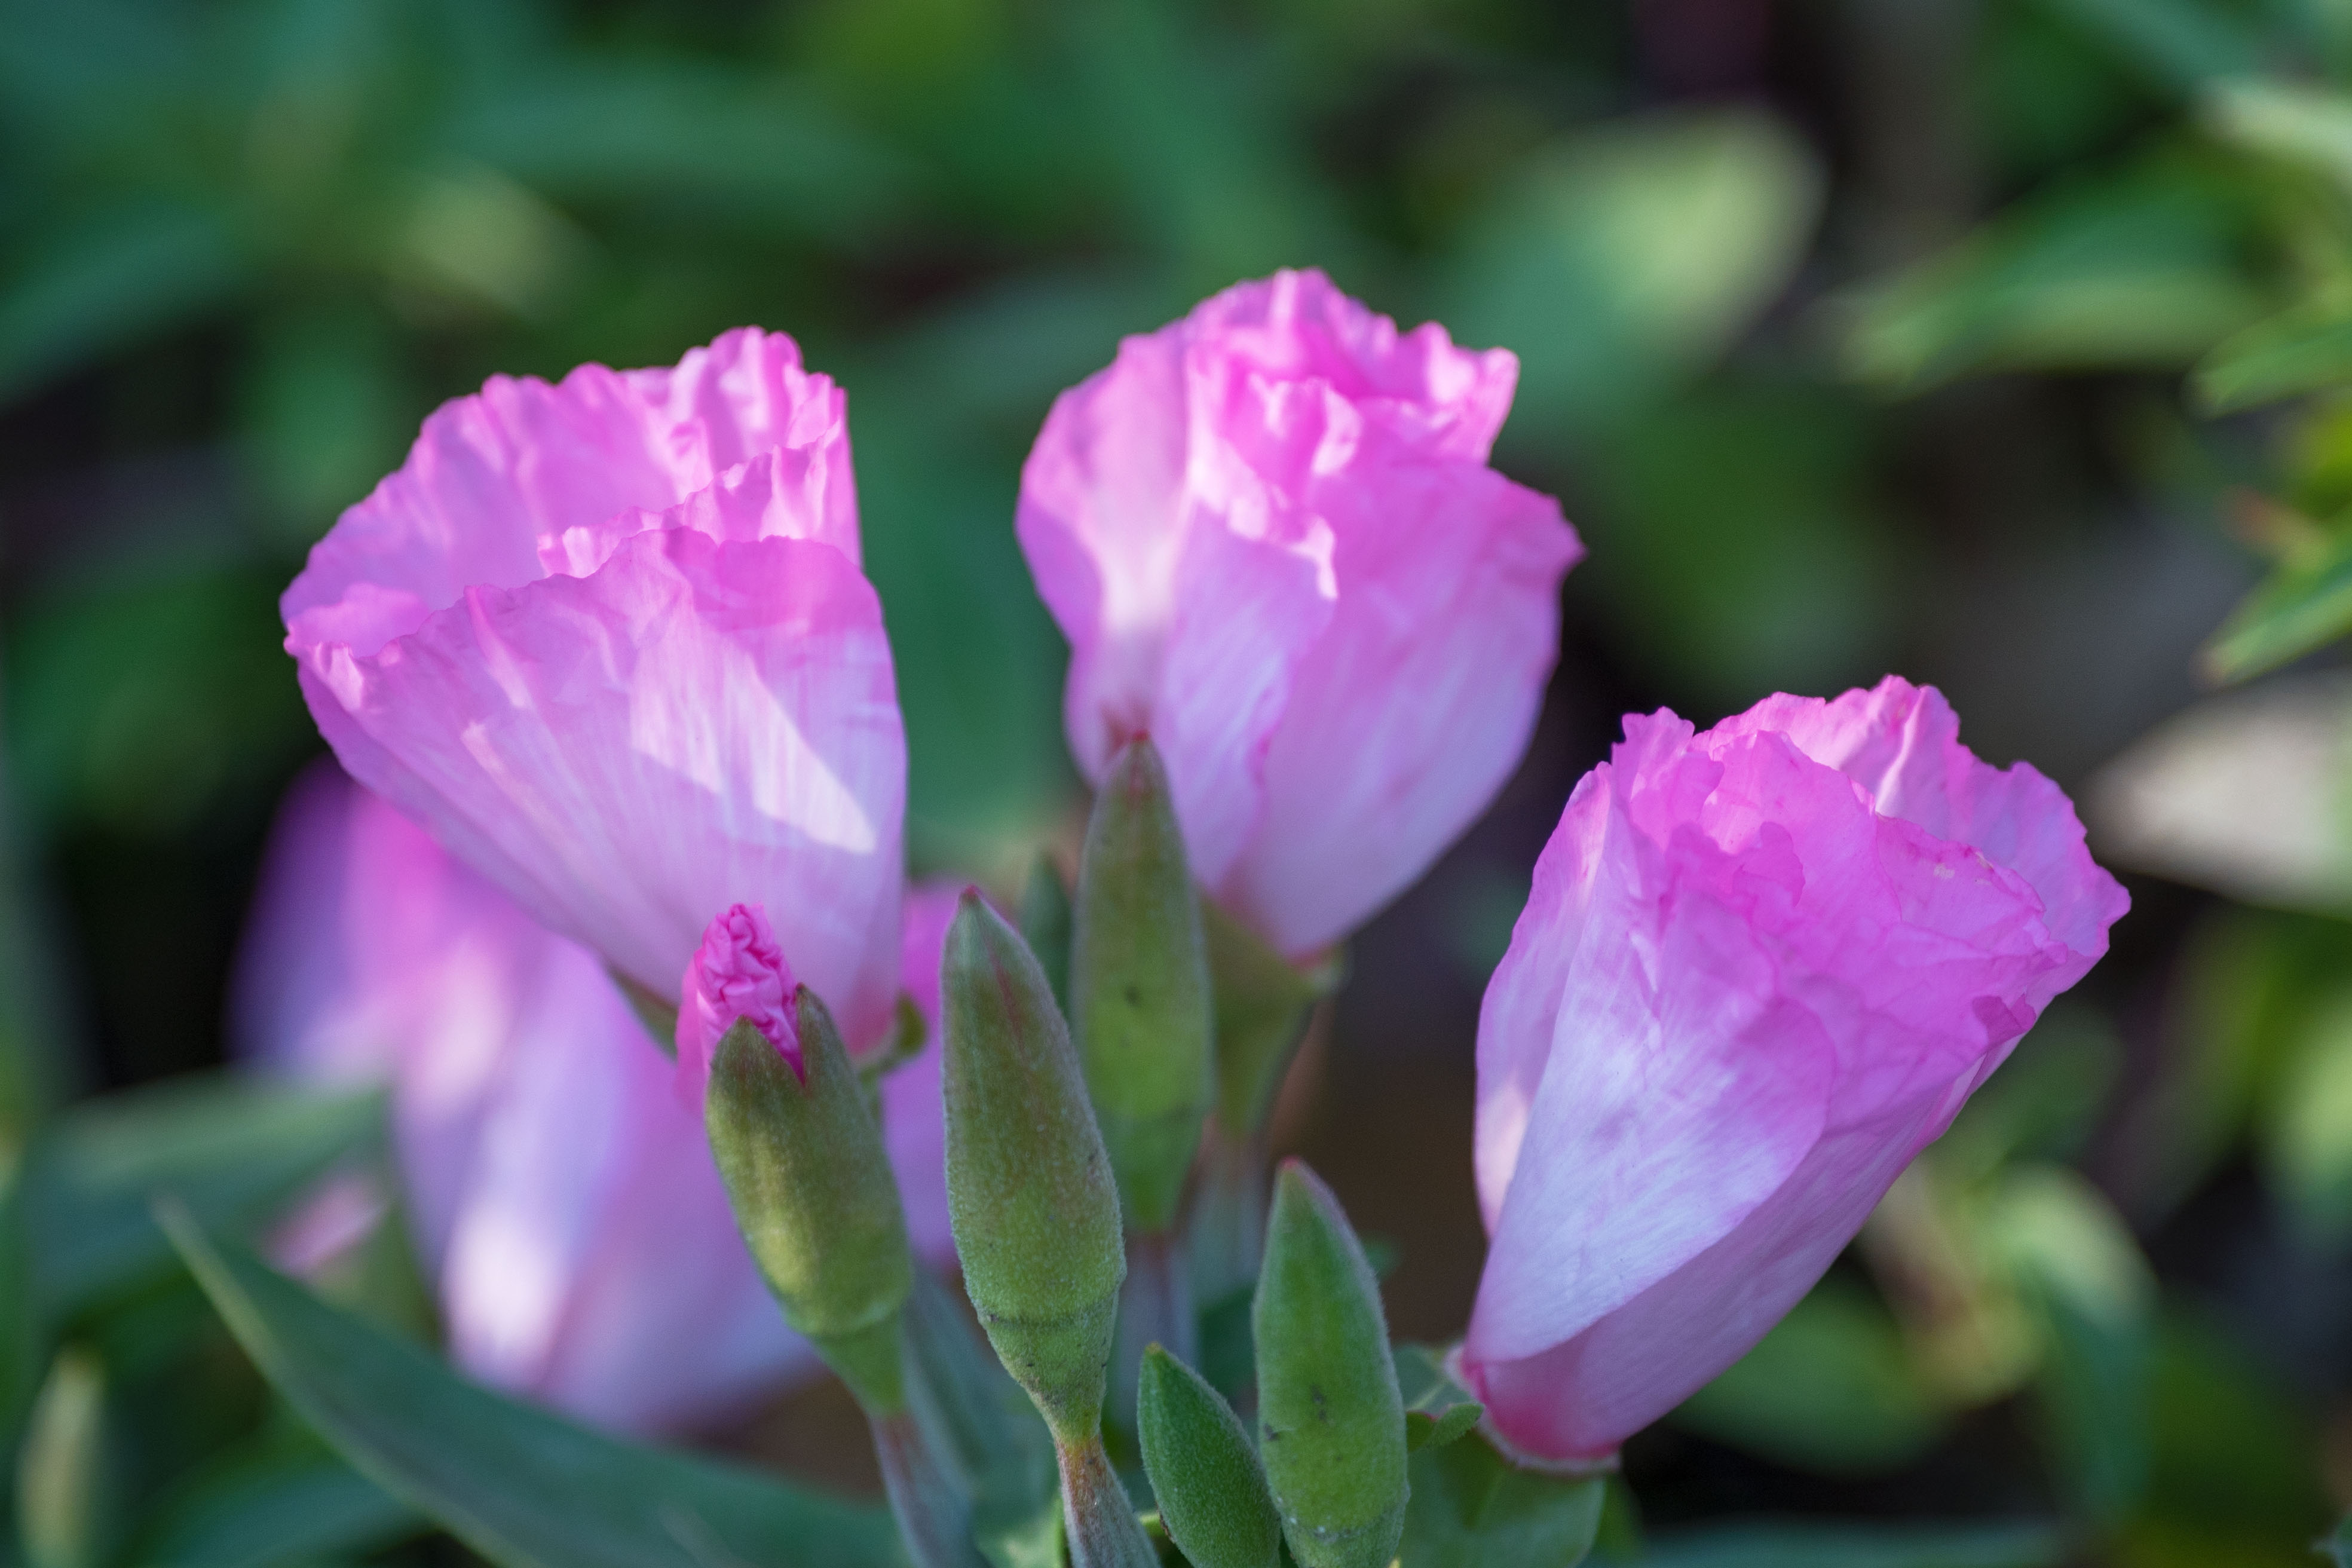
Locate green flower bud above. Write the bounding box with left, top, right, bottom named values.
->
left=941, top=890, right=1126, bottom=1440
left=1254, top=1161, right=1408, bottom=1568
left=1138, top=1346, right=1281, bottom=1568
left=1071, top=737, right=1214, bottom=1235
left=1019, top=852, right=1075, bottom=1020
left=705, top=988, right=912, bottom=1414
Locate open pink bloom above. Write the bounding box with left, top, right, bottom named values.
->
left=235, top=765, right=954, bottom=1432
left=1019, top=269, right=1582, bottom=957
left=675, top=904, right=800, bottom=1109
left=282, top=328, right=904, bottom=1050
left=1461, top=679, right=2129, bottom=1465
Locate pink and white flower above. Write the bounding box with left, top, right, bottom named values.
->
left=1019, top=269, right=1582, bottom=958
left=1461, top=678, right=2130, bottom=1465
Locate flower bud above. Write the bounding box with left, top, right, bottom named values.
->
left=940, top=890, right=1125, bottom=1440
left=1254, top=1161, right=1407, bottom=1568
left=1138, top=1346, right=1281, bottom=1568
left=676, top=904, right=798, bottom=1111
left=1070, top=738, right=1214, bottom=1235
left=704, top=966, right=912, bottom=1416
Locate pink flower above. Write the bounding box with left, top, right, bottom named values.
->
left=1018, top=269, right=1583, bottom=957
left=282, top=328, right=904, bottom=1051
left=1460, top=679, right=2129, bottom=1465
left=235, top=765, right=953, bottom=1432
left=675, top=904, right=800, bottom=1108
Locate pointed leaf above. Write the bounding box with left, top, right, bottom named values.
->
left=1399, top=1432, right=1603, bottom=1568
left=158, top=1206, right=899, bottom=1568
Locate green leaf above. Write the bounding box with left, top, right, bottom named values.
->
left=1674, top=1276, right=1945, bottom=1477
left=1838, top=161, right=2266, bottom=391
left=2201, top=78, right=2352, bottom=197
left=132, top=1448, right=421, bottom=1568
left=2330, top=1511, right=2351, bottom=1568
left=1137, top=1346, right=1280, bottom=1568
left=2042, top=0, right=2262, bottom=91
left=0, top=203, right=247, bottom=404
left=19, top=1077, right=384, bottom=1324
left=2194, top=301, right=2352, bottom=412
left=1444, top=111, right=1823, bottom=436
left=1392, top=1345, right=1483, bottom=1453
left=160, top=1205, right=901, bottom=1568
left=901, top=1272, right=1057, bottom=1568
left=1399, top=1432, right=1604, bottom=1568
left=1631, top=1520, right=2066, bottom=1567
left=2202, top=534, right=2352, bottom=682
left=2259, top=985, right=2352, bottom=1241
left=14, top=1347, right=105, bottom=1568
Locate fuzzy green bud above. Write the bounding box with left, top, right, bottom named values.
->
left=1138, top=1346, right=1281, bottom=1568
left=941, top=890, right=1126, bottom=1440
left=705, top=988, right=912, bottom=1414
left=1254, top=1160, right=1408, bottom=1568
left=1071, top=737, right=1214, bottom=1234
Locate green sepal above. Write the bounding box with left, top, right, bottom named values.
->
left=705, top=991, right=912, bottom=1414
left=1070, top=739, right=1214, bottom=1234
left=1019, top=855, right=1074, bottom=1022
left=1395, top=1344, right=1484, bottom=1452
left=1399, top=1431, right=1604, bottom=1568
left=941, top=892, right=1126, bottom=1441
left=1137, top=1346, right=1281, bottom=1568
left=1201, top=899, right=1340, bottom=1137
left=1253, top=1161, right=1407, bottom=1568
left=609, top=969, right=678, bottom=1056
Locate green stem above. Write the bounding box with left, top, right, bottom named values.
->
left=1055, top=1432, right=1159, bottom=1568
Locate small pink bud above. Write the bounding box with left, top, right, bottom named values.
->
left=676, top=904, right=799, bottom=1108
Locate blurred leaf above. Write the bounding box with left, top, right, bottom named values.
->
left=0, top=721, right=71, bottom=1166
left=2195, top=301, right=2352, bottom=412
left=2329, top=1512, right=2352, bottom=1568
left=1193, top=1287, right=1254, bottom=1402
left=2257, top=984, right=2352, bottom=1241
left=1934, top=1006, right=2121, bottom=1181
left=2125, top=1310, right=2331, bottom=1561
left=1448, top=111, right=1823, bottom=436
left=133, top=1446, right=421, bottom=1568
left=1578, top=384, right=1897, bottom=702
left=0, top=204, right=247, bottom=403
left=1630, top=1520, right=2066, bottom=1567
left=14, top=1348, right=105, bottom=1568
left=1399, top=1431, right=1604, bottom=1568
left=453, top=59, right=915, bottom=241
left=1839, top=160, right=2267, bottom=391
left=2203, top=534, right=2352, bottom=682
left=236, top=305, right=414, bottom=547
left=1674, top=1276, right=1946, bottom=1477
left=2039, top=0, right=2263, bottom=91
left=18, top=1077, right=383, bottom=1324
left=2201, top=77, right=2352, bottom=197
left=2091, top=672, right=2352, bottom=906
left=6, top=566, right=316, bottom=839
left=163, top=1209, right=901, bottom=1568
left=1993, top=1168, right=2155, bottom=1523
left=901, top=1272, right=1058, bottom=1568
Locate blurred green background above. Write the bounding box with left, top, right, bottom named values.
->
left=8, top=0, right=2352, bottom=1564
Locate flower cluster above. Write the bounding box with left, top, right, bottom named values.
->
left=249, top=267, right=2124, bottom=1479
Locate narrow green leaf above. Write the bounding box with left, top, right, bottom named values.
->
left=15, top=1348, right=104, bottom=1568
left=1137, top=1346, right=1279, bottom=1568
left=1392, top=1346, right=1483, bottom=1454
left=1633, top=1520, right=2065, bottom=1567
left=133, top=1448, right=421, bottom=1568
left=2202, top=538, right=2352, bottom=682
left=159, top=1205, right=901, bottom=1568
left=20, top=1077, right=384, bottom=1323
left=1399, top=1433, right=1603, bottom=1568
left=1017, top=856, right=1074, bottom=1022
left=902, top=1273, right=1057, bottom=1568
left=2194, top=302, right=2352, bottom=412
left=0, top=203, right=247, bottom=403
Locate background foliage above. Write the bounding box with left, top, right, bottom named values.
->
left=1, top=1, right=2347, bottom=1564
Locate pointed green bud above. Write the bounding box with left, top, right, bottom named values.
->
left=1138, top=1346, right=1281, bottom=1568
left=942, top=890, right=1126, bottom=1440
left=1019, top=852, right=1074, bottom=1019
left=1254, top=1161, right=1408, bottom=1568
left=1071, top=737, right=1214, bottom=1234
left=706, top=988, right=913, bottom=1414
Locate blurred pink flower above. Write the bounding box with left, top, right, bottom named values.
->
left=1461, top=678, right=2129, bottom=1465
left=1018, top=268, right=1582, bottom=957
left=282, top=328, right=904, bottom=1051
left=675, top=903, right=800, bottom=1109
left=236, top=764, right=954, bottom=1433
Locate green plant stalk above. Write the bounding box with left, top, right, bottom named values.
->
left=1055, top=1430, right=1161, bottom=1568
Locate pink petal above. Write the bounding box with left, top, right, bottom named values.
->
left=295, top=526, right=904, bottom=1049
left=673, top=903, right=800, bottom=1110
